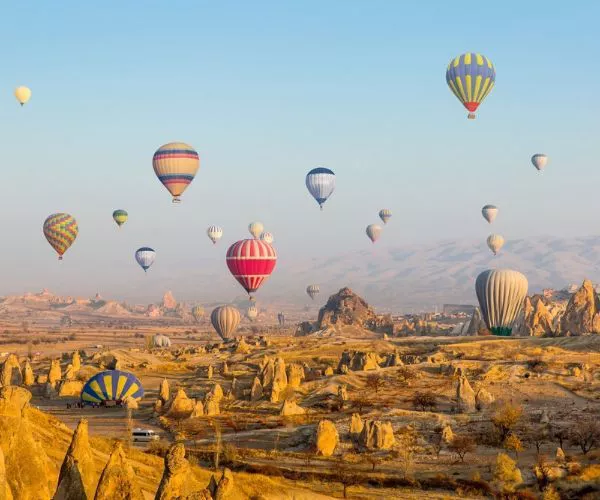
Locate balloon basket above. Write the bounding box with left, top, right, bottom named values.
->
left=58, top=256, right=63, bottom=261
left=468, top=113, right=476, bottom=120
left=172, top=197, right=181, bottom=204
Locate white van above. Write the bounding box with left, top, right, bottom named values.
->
left=132, top=428, right=159, bottom=442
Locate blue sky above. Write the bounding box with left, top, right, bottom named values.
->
left=0, top=1, right=598, bottom=303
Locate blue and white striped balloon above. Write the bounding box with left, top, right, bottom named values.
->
left=135, top=247, right=156, bottom=272
left=306, top=167, right=335, bottom=210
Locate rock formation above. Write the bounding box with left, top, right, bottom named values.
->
left=0, top=355, right=22, bottom=387
left=159, top=379, right=170, bottom=404
left=280, top=399, right=306, bottom=416
left=94, top=442, right=143, bottom=500
left=207, top=365, right=214, bottom=380
left=475, top=387, right=495, bottom=409
left=442, top=425, right=454, bottom=444
left=466, top=307, right=486, bottom=335
left=259, top=358, right=275, bottom=389
left=315, top=419, right=339, bottom=457
left=54, top=419, right=97, bottom=500
left=286, top=363, right=305, bottom=389
left=358, top=420, right=396, bottom=450
left=211, top=384, right=224, bottom=403
left=191, top=400, right=205, bottom=417
left=22, top=360, right=34, bottom=386
left=337, top=384, right=348, bottom=402
left=234, top=337, right=251, bottom=354
left=165, top=388, right=195, bottom=417
left=64, top=364, right=75, bottom=381
left=317, top=287, right=393, bottom=333
left=48, top=360, right=62, bottom=389
left=324, top=366, right=334, bottom=376
left=350, top=413, right=364, bottom=439
left=560, top=279, right=600, bottom=334
left=0, top=445, right=12, bottom=500
left=517, top=296, right=555, bottom=337
left=457, top=374, right=476, bottom=412
left=162, top=291, right=177, bottom=310
left=337, top=351, right=380, bottom=372
left=155, top=443, right=210, bottom=500
left=222, top=362, right=229, bottom=375
left=209, top=467, right=234, bottom=500
left=250, top=377, right=263, bottom=401
left=383, top=351, right=403, bottom=367
left=204, top=393, right=220, bottom=416
left=71, top=351, right=81, bottom=372
left=58, top=380, right=84, bottom=397
left=270, top=358, right=288, bottom=403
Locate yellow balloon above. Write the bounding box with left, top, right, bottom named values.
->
left=14, top=86, right=31, bottom=106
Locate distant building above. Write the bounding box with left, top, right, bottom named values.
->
left=442, top=304, right=476, bottom=315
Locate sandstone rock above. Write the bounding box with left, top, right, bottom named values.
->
left=0, top=446, right=12, bottom=500
left=315, top=419, right=338, bottom=457
left=228, top=378, right=240, bottom=400
left=250, top=377, right=263, bottom=401
left=280, top=399, right=306, bottom=416
left=324, top=366, right=334, bottom=376
left=475, top=388, right=495, bottom=408
left=466, top=308, right=486, bottom=335
left=211, top=383, right=224, bottom=403
left=43, top=381, right=56, bottom=398
left=123, top=396, right=139, bottom=410
left=207, top=476, right=218, bottom=498
left=518, top=296, right=555, bottom=337
left=153, top=399, right=163, bottom=414
left=166, top=388, right=195, bottom=417
left=270, top=357, right=288, bottom=403
left=560, top=280, right=600, bottom=335
left=54, top=419, right=97, bottom=500
left=207, top=365, right=214, bottom=380
left=155, top=443, right=209, bottom=500
left=48, top=359, right=62, bottom=389
left=37, top=374, right=48, bottom=384
left=383, top=351, right=403, bottom=367
left=337, top=384, right=348, bottom=402
left=350, top=413, right=364, bottom=439
left=358, top=420, right=396, bottom=450
left=339, top=364, right=349, bottom=374
left=162, top=291, right=177, bottom=310
left=95, top=442, right=143, bottom=500
left=159, top=378, right=170, bottom=403
left=222, top=362, right=229, bottom=375
left=58, top=380, right=84, bottom=397
left=191, top=400, right=205, bottom=417
left=571, top=366, right=582, bottom=378
left=540, top=409, right=550, bottom=424
left=286, top=363, right=305, bottom=389
left=556, top=447, right=566, bottom=463
left=235, top=337, right=251, bottom=354
left=442, top=425, right=454, bottom=444
left=0, top=386, right=31, bottom=417
left=337, top=351, right=380, bottom=372
left=64, top=364, right=75, bottom=381
left=204, top=394, right=220, bottom=416
left=22, top=360, right=34, bottom=387
left=260, top=357, right=275, bottom=389
left=72, top=351, right=81, bottom=372
left=213, top=468, right=234, bottom=500
left=457, top=375, right=476, bottom=412
left=1, top=354, right=22, bottom=387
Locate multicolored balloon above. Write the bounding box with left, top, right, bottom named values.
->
left=248, top=222, right=264, bottom=239
left=14, top=86, right=31, bottom=106
left=192, top=305, right=205, bottom=322
left=306, top=284, right=320, bottom=300
left=366, top=224, right=382, bottom=243
left=487, top=234, right=505, bottom=255
left=247, top=304, right=258, bottom=321
left=112, top=209, right=128, bottom=227
left=306, top=167, right=335, bottom=210
left=135, top=247, right=155, bottom=273
left=446, top=53, right=496, bottom=119
left=207, top=226, right=223, bottom=245
left=81, top=370, right=143, bottom=404
left=226, top=239, right=277, bottom=299
left=152, top=142, right=199, bottom=203
left=531, top=154, right=548, bottom=171
left=482, top=205, right=498, bottom=224
left=475, top=269, right=528, bottom=336
left=211, top=305, right=241, bottom=340
left=260, top=232, right=273, bottom=244
left=43, top=213, right=79, bottom=260
left=379, top=209, right=392, bottom=224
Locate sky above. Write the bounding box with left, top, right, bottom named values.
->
left=0, top=1, right=598, bottom=305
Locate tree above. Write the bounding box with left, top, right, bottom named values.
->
left=493, top=453, right=522, bottom=493
left=412, top=391, right=437, bottom=411
left=526, top=424, right=549, bottom=456
left=431, top=427, right=443, bottom=459
left=534, top=455, right=553, bottom=492
left=503, top=433, right=524, bottom=460
left=396, top=366, right=417, bottom=385
left=333, top=461, right=360, bottom=499
left=352, top=391, right=371, bottom=413
left=491, top=403, right=523, bottom=442
left=448, top=435, right=475, bottom=462
left=364, top=454, right=381, bottom=472
left=570, top=418, right=600, bottom=455
left=365, top=373, right=385, bottom=394
left=551, top=424, right=569, bottom=450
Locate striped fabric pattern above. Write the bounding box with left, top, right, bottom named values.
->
left=207, top=225, right=223, bottom=244
left=226, top=239, right=277, bottom=294
left=306, top=167, right=335, bottom=208
left=259, top=231, right=273, bottom=244
left=481, top=205, right=498, bottom=223
left=211, top=305, right=241, bottom=339
left=81, top=370, right=144, bottom=403
left=446, top=53, right=495, bottom=116
left=43, top=213, right=78, bottom=259
left=135, top=247, right=155, bottom=271
left=152, top=142, right=199, bottom=199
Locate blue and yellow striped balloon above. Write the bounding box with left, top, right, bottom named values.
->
left=81, top=370, right=144, bottom=404
left=152, top=142, right=199, bottom=203
left=446, top=53, right=495, bottom=119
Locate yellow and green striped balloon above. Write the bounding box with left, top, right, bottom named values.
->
left=112, top=209, right=128, bottom=227
left=43, top=213, right=78, bottom=260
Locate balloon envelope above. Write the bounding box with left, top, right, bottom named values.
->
left=112, top=209, right=128, bottom=227
left=248, top=222, right=264, bottom=239
left=379, top=209, right=392, bottom=224
left=135, top=247, right=155, bottom=272
left=14, top=86, right=31, bottom=106
left=306, top=284, right=320, bottom=300
left=192, top=305, right=205, bottom=322
left=475, top=269, right=528, bottom=336
left=482, top=205, right=498, bottom=224
left=487, top=234, right=505, bottom=255
left=306, top=167, right=335, bottom=210
left=152, top=142, right=199, bottom=202
left=226, top=239, right=277, bottom=297
left=260, top=232, right=273, bottom=244
left=446, top=53, right=495, bottom=119
left=207, top=226, right=223, bottom=244
left=247, top=305, right=258, bottom=320
left=531, top=154, right=548, bottom=171
left=43, top=213, right=78, bottom=260
left=81, top=370, right=143, bottom=404
left=211, top=305, right=241, bottom=340
left=366, top=224, right=383, bottom=243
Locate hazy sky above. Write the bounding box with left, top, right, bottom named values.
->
left=0, top=1, right=598, bottom=304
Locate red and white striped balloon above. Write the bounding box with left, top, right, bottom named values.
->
left=226, top=239, right=277, bottom=298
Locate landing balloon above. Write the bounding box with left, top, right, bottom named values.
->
left=487, top=234, right=505, bottom=255
left=211, top=305, right=240, bottom=340
left=482, top=205, right=498, bottom=224
left=226, top=239, right=277, bottom=299
left=306, top=284, right=320, bottom=300
left=152, top=142, right=199, bottom=203
left=14, top=86, right=31, bottom=106
left=43, top=213, right=78, bottom=260
left=260, top=232, right=273, bottom=244
left=531, top=154, right=548, bottom=171
left=379, top=209, right=392, bottom=224
left=247, top=305, right=258, bottom=321
left=135, top=247, right=155, bottom=273
left=446, top=53, right=495, bottom=119
left=112, top=209, right=128, bottom=227
left=475, top=269, right=528, bottom=336
left=306, top=167, right=335, bottom=210
left=207, top=226, right=223, bottom=245
left=366, top=224, right=382, bottom=243
left=248, top=222, right=264, bottom=239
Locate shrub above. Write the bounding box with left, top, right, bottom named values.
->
left=493, top=453, right=522, bottom=493
left=492, top=402, right=523, bottom=442
left=448, top=435, right=476, bottom=462
left=412, top=391, right=437, bottom=411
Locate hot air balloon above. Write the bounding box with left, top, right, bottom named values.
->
left=306, top=284, right=320, bottom=300
left=14, top=86, right=31, bottom=106
left=487, top=234, right=505, bottom=255
left=152, top=142, right=199, bottom=203
left=306, top=167, right=335, bottom=210
left=248, top=222, right=264, bottom=239
left=247, top=304, right=258, bottom=321
left=43, top=213, right=78, bottom=260
left=277, top=312, right=285, bottom=327
left=531, top=154, right=548, bottom=171
left=366, top=224, right=382, bottom=243
left=475, top=269, right=528, bottom=336
left=81, top=370, right=143, bottom=405
left=482, top=205, right=498, bottom=224
left=207, top=226, right=223, bottom=245
left=211, top=305, right=240, bottom=340
left=135, top=247, right=155, bottom=272
left=260, top=232, right=273, bottom=244
left=192, top=305, right=205, bottom=322
left=379, top=209, right=392, bottom=224
left=226, top=239, right=277, bottom=300
left=446, top=53, right=496, bottom=119
left=112, top=209, right=128, bottom=227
